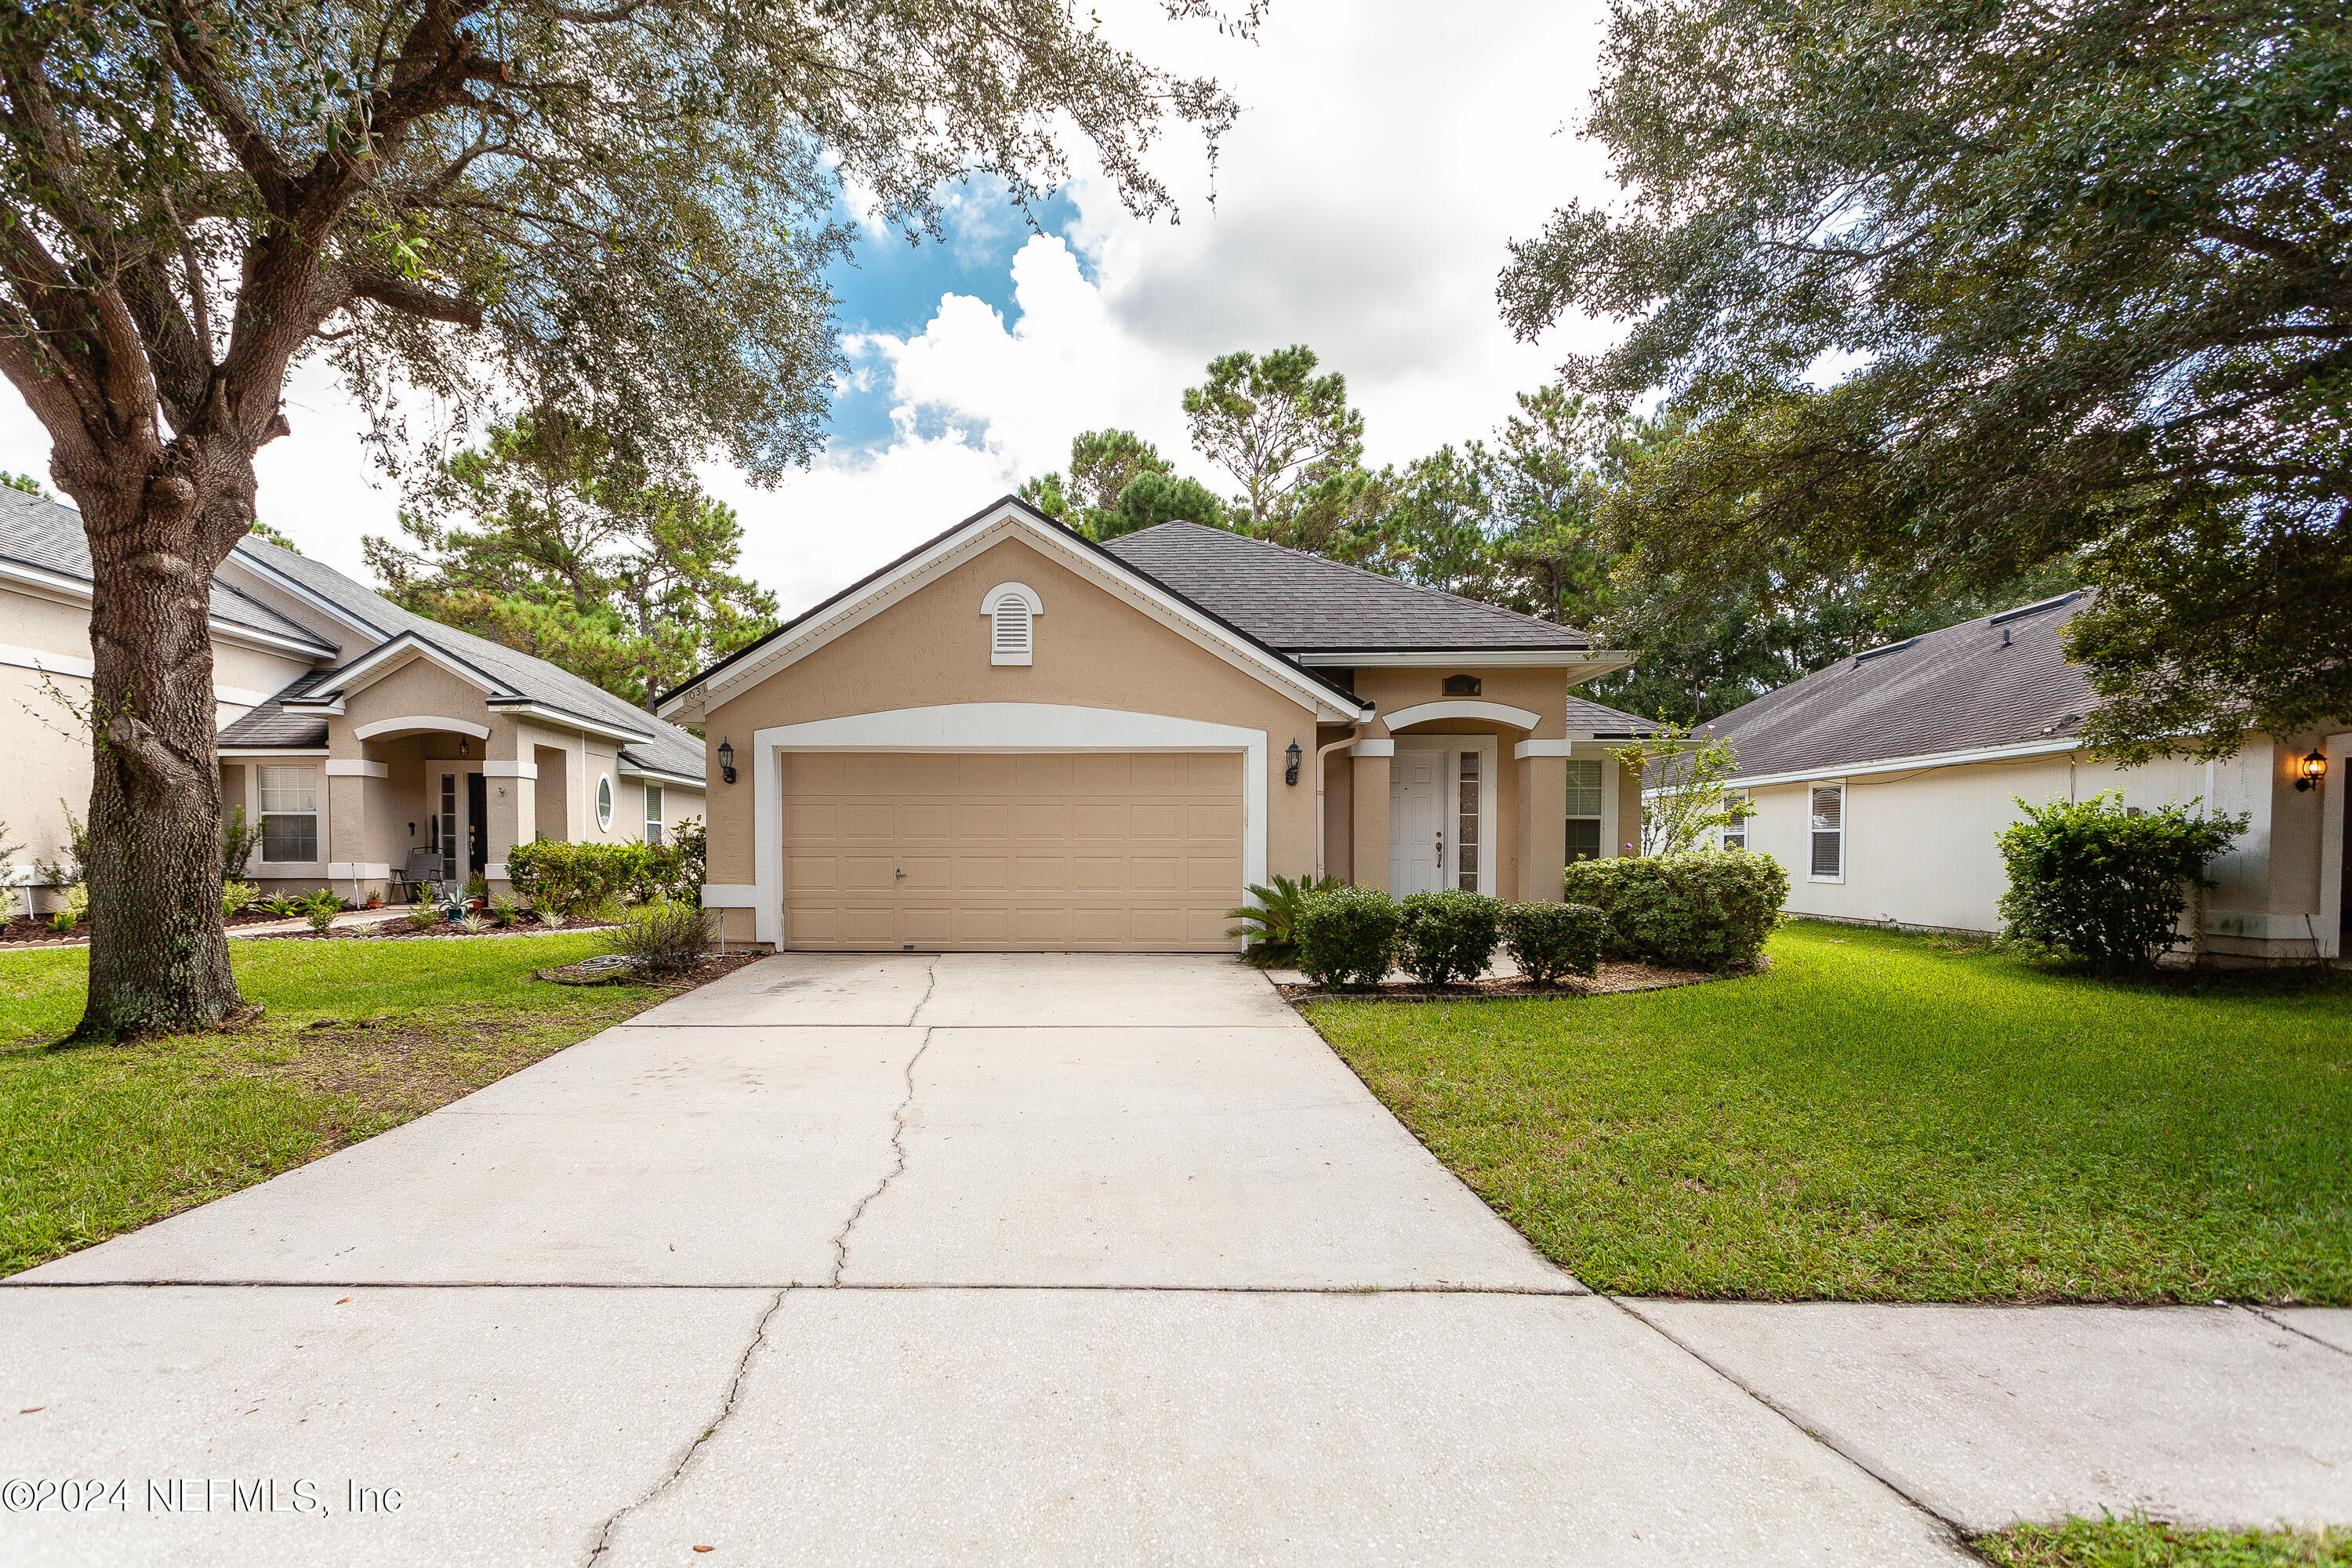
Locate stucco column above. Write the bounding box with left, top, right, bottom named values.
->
left=483, top=722, right=538, bottom=891
left=1351, top=742, right=1392, bottom=892
left=1515, top=747, right=1568, bottom=902
left=323, top=731, right=389, bottom=898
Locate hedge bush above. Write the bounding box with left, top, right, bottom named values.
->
left=1499, top=901, right=1608, bottom=986
left=1996, top=793, right=2247, bottom=972
left=1295, top=884, right=1401, bottom=989
left=1395, top=889, right=1501, bottom=985
left=1561, top=849, right=1788, bottom=971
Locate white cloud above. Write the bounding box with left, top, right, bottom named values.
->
left=0, top=0, right=1631, bottom=620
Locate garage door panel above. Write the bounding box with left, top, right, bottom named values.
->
left=1073, top=804, right=1127, bottom=839
left=1015, top=802, right=1069, bottom=838
left=899, top=855, right=951, bottom=891
left=1014, top=856, right=1068, bottom=891
left=956, top=855, right=1010, bottom=891
left=782, top=750, right=1243, bottom=952
left=840, top=804, right=894, bottom=839
left=1073, top=857, right=1127, bottom=891
left=954, top=802, right=1014, bottom=839
left=1189, top=855, right=1243, bottom=891
left=1131, top=804, right=1181, bottom=838
left=842, top=855, right=897, bottom=891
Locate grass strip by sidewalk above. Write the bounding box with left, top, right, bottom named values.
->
left=1306, top=922, right=2352, bottom=1303
left=1975, top=1515, right=2352, bottom=1566
left=0, top=934, right=677, bottom=1276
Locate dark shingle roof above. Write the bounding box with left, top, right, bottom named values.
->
left=1102, top=521, right=1592, bottom=653
left=0, top=489, right=333, bottom=653
left=230, top=538, right=705, bottom=779
left=1704, top=593, right=2094, bottom=779
left=1565, top=695, right=1662, bottom=739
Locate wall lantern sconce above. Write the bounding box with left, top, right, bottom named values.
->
left=718, top=737, right=738, bottom=785
left=458, top=737, right=469, bottom=758
left=1284, top=738, right=1302, bottom=786
left=2295, top=746, right=2327, bottom=792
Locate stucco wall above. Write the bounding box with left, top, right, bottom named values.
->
left=698, top=535, right=1327, bottom=902
left=5, top=583, right=314, bottom=906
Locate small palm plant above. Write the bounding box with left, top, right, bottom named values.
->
left=1225, top=873, right=1342, bottom=967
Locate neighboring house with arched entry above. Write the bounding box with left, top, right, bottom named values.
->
left=659, top=497, right=1654, bottom=953
left=0, top=488, right=702, bottom=912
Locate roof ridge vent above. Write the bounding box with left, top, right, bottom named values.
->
left=1851, top=635, right=1921, bottom=666
left=1989, top=590, right=2084, bottom=626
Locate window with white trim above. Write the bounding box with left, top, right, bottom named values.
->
left=1722, top=791, right=1749, bottom=851
left=1809, top=782, right=1844, bottom=880
left=1565, top=759, right=1603, bottom=863
left=259, top=765, right=319, bottom=862
left=596, top=775, right=615, bottom=833
left=1455, top=751, right=1480, bottom=891
left=982, top=582, right=1042, bottom=666
left=644, top=783, right=664, bottom=845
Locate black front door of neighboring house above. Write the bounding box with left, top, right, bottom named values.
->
left=467, top=771, right=488, bottom=880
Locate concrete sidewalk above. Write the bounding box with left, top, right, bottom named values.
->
left=5, top=953, right=2345, bottom=1565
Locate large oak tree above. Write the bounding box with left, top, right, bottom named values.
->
left=1501, top=0, right=2350, bottom=759
left=0, top=0, right=1245, bottom=1039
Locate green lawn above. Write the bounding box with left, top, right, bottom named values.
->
left=1976, top=1516, right=2352, bottom=1567
left=1, top=934, right=677, bottom=1275
left=1307, top=922, right=2352, bottom=1303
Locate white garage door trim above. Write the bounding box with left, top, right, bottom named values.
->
left=742, top=703, right=1267, bottom=947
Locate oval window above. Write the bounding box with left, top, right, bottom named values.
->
left=596, top=775, right=614, bottom=832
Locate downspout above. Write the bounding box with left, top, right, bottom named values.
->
left=1315, top=725, right=1365, bottom=882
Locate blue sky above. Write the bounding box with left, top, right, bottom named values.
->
left=820, top=190, right=1089, bottom=452
left=0, top=0, right=1618, bottom=613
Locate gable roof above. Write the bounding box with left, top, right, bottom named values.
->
left=657, top=496, right=1370, bottom=724
left=1565, top=695, right=1663, bottom=739
left=223, top=538, right=704, bottom=779
left=1100, top=521, right=1596, bottom=656
left=1704, top=593, right=2095, bottom=782
left=0, top=488, right=335, bottom=655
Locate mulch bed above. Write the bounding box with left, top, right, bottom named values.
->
left=1277, top=957, right=1759, bottom=1003
left=239, top=913, right=626, bottom=942
left=2, top=908, right=292, bottom=947
left=535, top=950, right=764, bottom=988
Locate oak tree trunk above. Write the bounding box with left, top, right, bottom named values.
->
left=65, top=450, right=253, bottom=1041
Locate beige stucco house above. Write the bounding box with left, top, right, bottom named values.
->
left=658, top=497, right=1646, bottom=952
left=1, top=488, right=702, bottom=912
left=1703, top=590, right=2348, bottom=962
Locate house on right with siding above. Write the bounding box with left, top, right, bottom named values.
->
left=1700, top=590, right=2348, bottom=963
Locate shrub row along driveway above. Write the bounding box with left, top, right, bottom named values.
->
left=4, top=948, right=2347, bottom=1564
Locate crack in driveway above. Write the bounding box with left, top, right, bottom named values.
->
left=829, top=1025, right=934, bottom=1286
left=582, top=1285, right=791, bottom=1565
left=586, top=959, right=942, bottom=1563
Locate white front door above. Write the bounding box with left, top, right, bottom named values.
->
left=1389, top=749, right=1446, bottom=896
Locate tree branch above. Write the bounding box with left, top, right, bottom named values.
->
left=346, top=270, right=485, bottom=327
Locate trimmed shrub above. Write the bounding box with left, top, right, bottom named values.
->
left=1294, top=884, right=1401, bottom=989
left=1499, top=901, right=1608, bottom=986
left=506, top=839, right=642, bottom=916
left=1997, top=793, right=2247, bottom=972
left=221, top=880, right=260, bottom=919
left=1226, top=873, right=1341, bottom=966
left=1562, top=849, right=1788, bottom=971
left=611, top=899, right=714, bottom=975
left=1395, top=889, right=1502, bottom=986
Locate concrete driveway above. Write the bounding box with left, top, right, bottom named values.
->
left=5, top=953, right=2343, bottom=1564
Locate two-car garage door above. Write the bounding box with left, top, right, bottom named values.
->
left=781, top=751, right=1244, bottom=950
